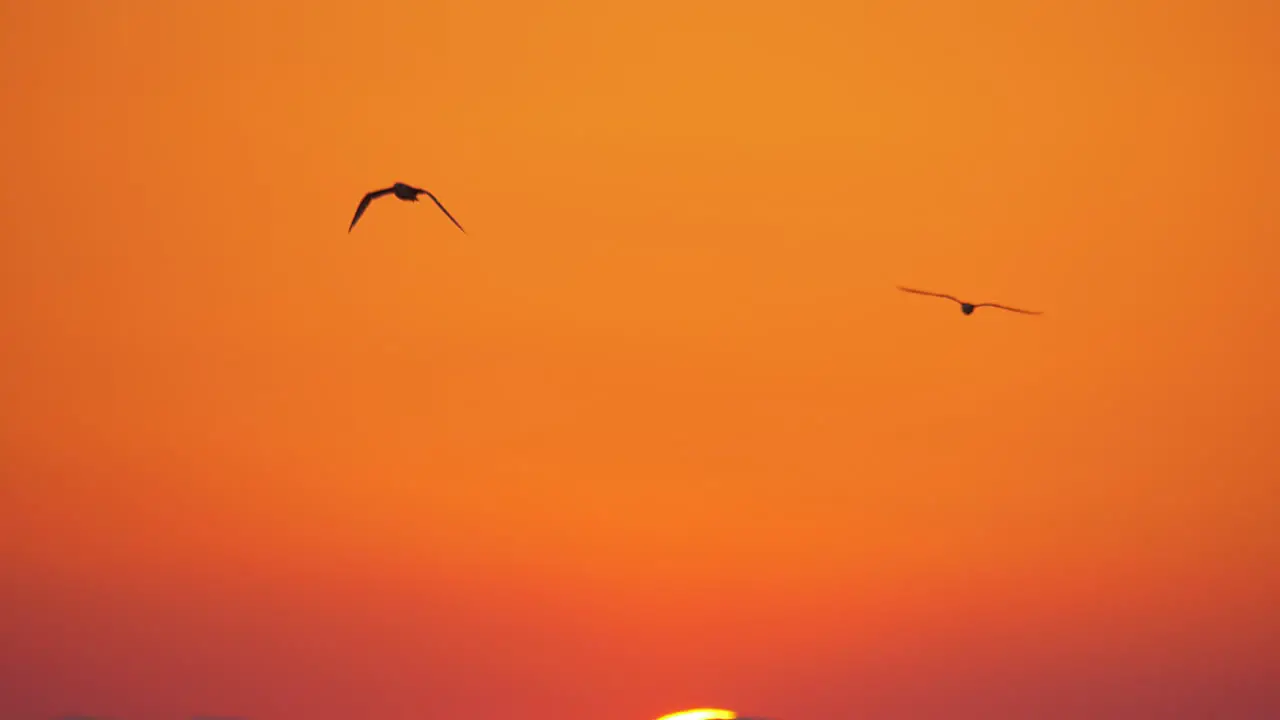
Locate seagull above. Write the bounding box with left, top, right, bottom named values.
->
left=348, top=182, right=466, bottom=234
left=897, top=286, right=1042, bottom=316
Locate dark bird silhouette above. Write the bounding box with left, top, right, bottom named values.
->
left=897, top=286, right=1042, bottom=316
left=348, top=182, right=466, bottom=234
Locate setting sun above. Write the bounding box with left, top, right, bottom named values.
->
left=655, top=709, right=737, bottom=720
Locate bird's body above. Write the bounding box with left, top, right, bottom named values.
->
left=348, top=182, right=466, bottom=233
left=897, top=286, right=1042, bottom=316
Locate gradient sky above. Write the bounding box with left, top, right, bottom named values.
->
left=1, top=0, right=1278, bottom=718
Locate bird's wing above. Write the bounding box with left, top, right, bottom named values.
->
left=897, top=286, right=962, bottom=304
left=973, top=303, right=1043, bottom=315
left=422, top=190, right=466, bottom=233
left=348, top=187, right=394, bottom=232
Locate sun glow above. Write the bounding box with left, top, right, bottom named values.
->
left=655, top=709, right=738, bottom=720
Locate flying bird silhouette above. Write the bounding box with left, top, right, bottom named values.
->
left=348, top=182, right=466, bottom=234
left=897, top=286, right=1042, bottom=316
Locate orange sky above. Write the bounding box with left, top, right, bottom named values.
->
left=1, top=0, right=1278, bottom=718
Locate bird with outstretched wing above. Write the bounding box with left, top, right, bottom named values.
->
left=349, top=182, right=466, bottom=234
left=897, top=286, right=1042, bottom=316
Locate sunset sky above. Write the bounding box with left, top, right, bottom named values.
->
left=1, top=0, right=1278, bottom=718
